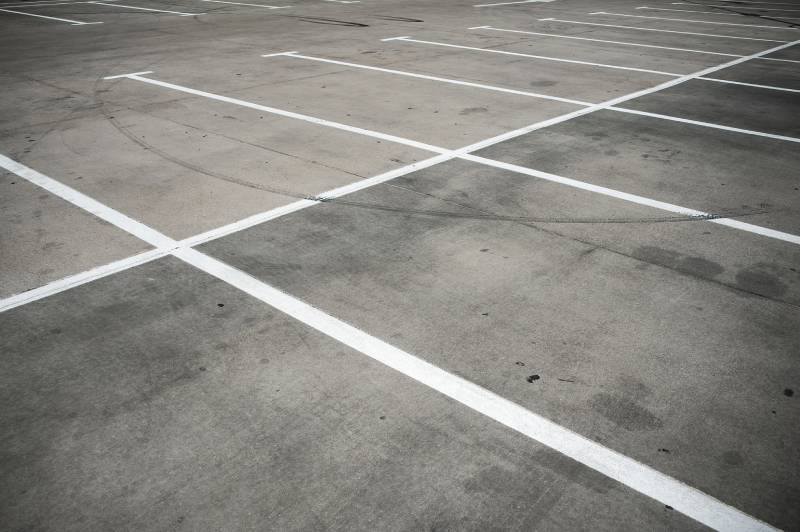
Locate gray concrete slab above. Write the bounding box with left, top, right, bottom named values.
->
left=2, top=0, right=799, bottom=528
left=200, top=165, right=800, bottom=529
left=0, top=171, right=149, bottom=298
left=0, top=256, right=707, bottom=531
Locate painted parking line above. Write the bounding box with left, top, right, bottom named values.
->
left=380, top=36, right=683, bottom=76
left=589, top=11, right=800, bottom=30
left=103, top=72, right=446, bottom=153
left=200, top=0, right=290, bottom=7
left=0, top=6, right=102, bottom=23
left=697, top=76, right=800, bottom=92
left=475, top=0, right=554, bottom=6
left=263, top=51, right=592, bottom=106
left=88, top=1, right=204, bottom=16
left=468, top=25, right=745, bottom=57
left=674, top=1, right=800, bottom=11
left=540, top=17, right=790, bottom=42
left=638, top=6, right=800, bottom=18
left=0, top=152, right=779, bottom=532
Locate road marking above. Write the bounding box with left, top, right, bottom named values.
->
left=468, top=25, right=744, bottom=56
left=638, top=5, right=800, bottom=17
left=0, top=6, right=102, bottom=23
left=589, top=11, right=799, bottom=30
left=264, top=51, right=592, bottom=106
left=463, top=153, right=800, bottom=246
left=0, top=155, right=173, bottom=248
left=102, top=72, right=447, bottom=154
left=475, top=0, right=554, bottom=6
left=380, top=36, right=683, bottom=76
left=322, top=0, right=360, bottom=3
left=540, top=17, right=790, bottom=42
left=89, top=1, right=204, bottom=16
left=181, top=153, right=454, bottom=247
left=698, top=76, right=800, bottom=92
left=675, top=1, right=800, bottom=11
left=608, top=106, right=800, bottom=143
left=0, top=249, right=168, bottom=312
left=0, top=151, right=779, bottom=532
left=200, top=0, right=291, bottom=8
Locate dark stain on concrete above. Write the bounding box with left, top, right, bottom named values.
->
left=735, top=268, right=788, bottom=299
left=591, top=393, right=664, bottom=431
left=633, top=246, right=724, bottom=279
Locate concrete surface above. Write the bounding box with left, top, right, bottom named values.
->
left=1, top=0, right=798, bottom=529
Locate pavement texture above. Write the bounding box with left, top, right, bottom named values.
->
left=1, top=0, right=798, bottom=530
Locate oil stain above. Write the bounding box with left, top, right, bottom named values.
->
left=591, top=393, right=663, bottom=431
left=633, top=246, right=724, bottom=279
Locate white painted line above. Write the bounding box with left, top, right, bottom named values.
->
left=0, top=249, right=168, bottom=312
left=540, top=17, right=790, bottom=42
left=181, top=153, right=454, bottom=247
left=265, top=51, right=592, bottom=106
left=322, top=0, right=360, bottom=3
left=761, top=56, right=800, bottom=63
left=174, top=246, right=779, bottom=532
left=379, top=36, right=683, bottom=76
left=0, top=155, right=174, bottom=248
left=675, top=2, right=800, bottom=11
left=637, top=6, right=800, bottom=18
left=1, top=1, right=91, bottom=7
left=0, top=6, right=102, bottom=23
left=463, top=153, right=800, bottom=247
left=106, top=72, right=448, bottom=154
left=608, top=106, right=800, bottom=143
left=679, top=0, right=800, bottom=4
left=6, top=149, right=780, bottom=530
left=475, top=0, right=553, bottom=6
left=469, top=25, right=744, bottom=57
left=449, top=37, right=800, bottom=152
left=589, top=11, right=798, bottom=30
left=698, top=76, right=800, bottom=92
left=103, top=70, right=153, bottom=79
left=89, top=1, right=204, bottom=16
left=200, top=0, right=291, bottom=8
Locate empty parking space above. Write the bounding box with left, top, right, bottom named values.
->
left=2, top=0, right=799, bottom=529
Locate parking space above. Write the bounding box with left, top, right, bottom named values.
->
left=2, top=0, right=799, bottom=529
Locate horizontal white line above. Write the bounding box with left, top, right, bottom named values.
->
left=609, top=106, right=800, bottom=142
left=475, top=0, right=553, bottom=6
left=0, top=249, right=169, bottom=312
left=469, top=25, right=744, bottom=56
left=638, top=5, right=800, bottom=18
left=267, top=51, right=591, bottom=106
left=462, top=153, right=800, bottom=246
left=200, top=0, right=291, bottom=8
left=0, top=6, right=101, bottom=23
left=675, top=1, right=800, bottom=11
left=89, top=1, right=203, bottom=15
left=540, top=17, right=790, bottom=42
left=698, top=76, right=800, bottom=92
left=111, top=72, right=447, bottom=154
left=174, top=245, right=778, bottom=532
left=590, top=10, right=799, bottom=30
left=380, top=36, right=682, bottom=76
